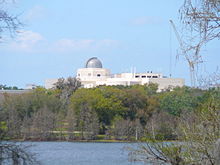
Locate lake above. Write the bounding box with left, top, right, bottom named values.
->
left=27, top=142, right=146, bottom=165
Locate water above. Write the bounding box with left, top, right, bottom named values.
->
left=27, top=142, right=145, bottom=165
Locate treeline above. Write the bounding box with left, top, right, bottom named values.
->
left=0, top=84, right=20, bottom=90
left=0, top=77, right=219, bottom=141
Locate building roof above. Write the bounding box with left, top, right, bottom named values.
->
left=85, top=57, right=103, bottom=68
left=0, top=90, right=31, bottom=94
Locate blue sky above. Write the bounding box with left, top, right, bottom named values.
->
left=0, top=0, right=219, bottom=88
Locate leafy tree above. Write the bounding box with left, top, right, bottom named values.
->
left=0, top=84, right=20, bottom=90
left=1, top=87, right=63, bottom=139
left=69, top=87, right=126, bottom=134
left=68, top=88, right=103, bottom=135
left=0, top=92, right=42, bottom=163
left=159, top=87, right=199, bottom=116
left=122, top=87, right=147, bottom=121
left=143, top=83, right=158, bottom=96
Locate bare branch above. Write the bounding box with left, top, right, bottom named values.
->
left=0, top=2, right=22, bottom=39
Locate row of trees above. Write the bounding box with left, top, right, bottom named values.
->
left=0, top=84, right=20, bottom=90
left=1, top=77, right=219, bottom=142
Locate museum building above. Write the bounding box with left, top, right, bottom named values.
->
left=45, top=57, right=184, bottom=91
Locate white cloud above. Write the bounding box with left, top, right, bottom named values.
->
left=4, top=31, right=119, bottom=53
left=54, top=39, right=95, bottom=51
left=131, top=16, right=164, bottom=25
left=96, top=39, right=119, bottom=48
left=9, top=30, right=44, bottom=52
left=25, top=5, right=46, bottom=21
left=52, top=39, right=119, bottom=52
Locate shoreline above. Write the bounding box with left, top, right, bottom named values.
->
left=3, top=138, right=176, bottom=143
left=5, top=139, right=134, bottom=143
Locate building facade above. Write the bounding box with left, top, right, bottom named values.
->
left=45, top=57, right=184, bottom=91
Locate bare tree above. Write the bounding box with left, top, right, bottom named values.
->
left=66, top=108, right=77, bottom=140
left=198, top=68, right=220, bottom=88
left=128, top=96, right=220, bottom=165
left=0, top=1, right=22, bottom=39
left=177, top=0, right=220, bottom=86
left=214, top=139, right=220, bottom=164
left=30, top=106, right=57, bottom=141
left=78, top=104, right=99, bottom=140
left=0, top=142, right=39, bottom=165
left=4, top=97, right=22, bottom=139
left=70, top=103, right=99, bottom=140
left=145, top=111, right=178, bottom=140
left=180, top=0, right=220, bottom=41
left=54, top=77, right=81, bottom=95
left=128, top=142, right=185, bottom=165
left=110, top=118, right=143, bottom=141
left=0, top=108, right=40, bottom=164
left=54, top=77, right=81, bottom=108
left=0, top=2, right=40, bottom=165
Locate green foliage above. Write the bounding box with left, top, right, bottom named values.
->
left=122, top=87, right=148, bottom=120
left=0, top=84, right=20, bottom=90
left=160, top=87, right=200, bottom=116
left=1, top=84, right=218, bottom=143
left=1, top=87, right=63, bottom=139
left=69, top=87, right=126, bottom=134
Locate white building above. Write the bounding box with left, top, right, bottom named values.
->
left=25, top=84, right=38, bottom=90
left=45, top=57, right=184, bottom=91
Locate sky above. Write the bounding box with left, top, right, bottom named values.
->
left=0, top=0, right=219, bottom=88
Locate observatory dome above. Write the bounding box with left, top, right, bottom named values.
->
left=85, top=57, right=103, bottom=68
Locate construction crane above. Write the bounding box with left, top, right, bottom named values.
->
left=169, top=20, right=201, bottom=87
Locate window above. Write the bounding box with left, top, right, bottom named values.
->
left=147, top=76, right=151, bottom=78
left=135, top=75, right=139, bottom=78
left=97, top=74, right=101, bottom=77
left=88, top=73, right=91, bottom=76
left=78, top=74, right=80, bottom=77
left=141, top=75, right=146, bottom=78
left=152, top=76, right=158, bottom=78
